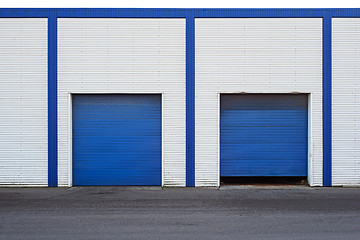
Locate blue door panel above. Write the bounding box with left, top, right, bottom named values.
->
left=72, top=94, right=161, bottom=186
left=220, top=94, right=308, bottom=177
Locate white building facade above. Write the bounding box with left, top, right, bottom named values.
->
left=0, top=9, right=359, bottom=187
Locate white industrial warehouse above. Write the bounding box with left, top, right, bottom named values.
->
left=0, top=9, right=359, bottom=187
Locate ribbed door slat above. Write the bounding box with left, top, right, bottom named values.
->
left=220, top=94, right=308, bottom=177
left=72, top=94, right=161, bottom=186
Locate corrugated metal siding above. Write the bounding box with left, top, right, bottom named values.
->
left=220, top=94, right=308, bottom=177
left=58, top=18, right=186, bottom=187
left=332, top=18, right=360, bottom=186
left=0, top=18, right=48, bottom=186
left=195, top=18, right=323, bottom=186
left=72, top=94, right=162, bottom=186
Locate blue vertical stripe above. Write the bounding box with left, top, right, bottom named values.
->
left=186, top=11, right=195, bottom=187
left=323, top=14, right=332, bottom=186
left=48, top=12, right=58, bottom=187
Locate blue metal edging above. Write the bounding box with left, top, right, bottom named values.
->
left=323, top=14, right=332, bottom=187
left=48, top=12, right=58, bottom=187
left=0, top=8, right=359, bottom=18
left=1, top=8, right=360, bottom=187
left=186, top=12, right=195, bottom=187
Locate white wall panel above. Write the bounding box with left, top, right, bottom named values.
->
left=195, top=18, right=323, bottom=186
left=332, top=18, right=360, bottom=186
left=58, top=18, right=186, bottom=186
left=0, top=19, right=48, bottom=185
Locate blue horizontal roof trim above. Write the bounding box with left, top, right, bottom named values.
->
left=0, top=9, right=360, bottom=17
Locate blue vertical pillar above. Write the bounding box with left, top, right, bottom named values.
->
left=186, top=11, right=195, bottom=187
left=48, top=11, right=58, bottom=187
left=323, top=13, right=332, bottom=186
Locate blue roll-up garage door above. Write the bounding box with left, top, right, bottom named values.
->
left=220, top=94, right=308, bottom=177
left=72, top=94, right=161, bottom=186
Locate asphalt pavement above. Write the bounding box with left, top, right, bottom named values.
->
left=0, top=186, right=359, bottom=240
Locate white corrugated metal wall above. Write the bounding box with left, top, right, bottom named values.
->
left=0, top=14, right=358, bottom=187
left=195, top=18, right=323, bottom=186
left=332, top=18, right=360, bottom=186
left=57, top=18, right=186, bottom=187
left=0, top=18, right=48, bottom=186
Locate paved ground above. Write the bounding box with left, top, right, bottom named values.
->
left=0, top=186, right=359, bottom=240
